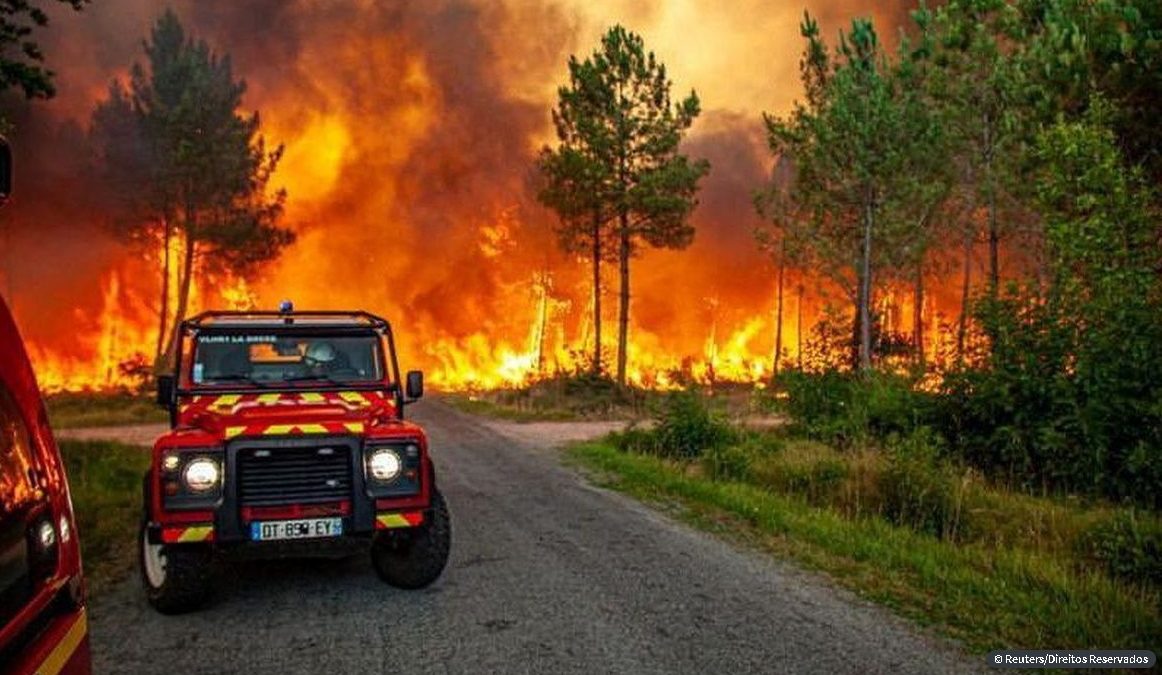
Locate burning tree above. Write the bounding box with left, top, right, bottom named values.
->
left=539, top=25, right=709, bottom=386
left=90, top=9, right=292, bottom=368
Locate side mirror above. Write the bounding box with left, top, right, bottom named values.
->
left=405, top=370, right=424, bottom=400
left=156, top=375, right=175, bottom=408
left=0, top=136, right=12, bottom=206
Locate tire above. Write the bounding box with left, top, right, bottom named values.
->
left=139, top=493, right=216, bottom=614
left=371, top=489, right=451, bottom=589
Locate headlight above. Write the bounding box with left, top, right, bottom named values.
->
left=367, top=448, right=402, bottom=482
left=183, top=458, right=221, bottom=492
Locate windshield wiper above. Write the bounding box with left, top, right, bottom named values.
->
left=207, top=374, right=271, bottom=388
left=284, top=373, right=344, bottom=385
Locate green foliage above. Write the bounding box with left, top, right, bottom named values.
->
left=1076, top=510, right=1162, bottom=587
left=880, top=428, right=967, bottom=540
left=60, top=439, right=151, bottom=593
left=750, top=439, right=851, bottom=507
left=703, top=436, right=767, bottom=482
left=651, top=390, right=736, bottom=460
left=0, top=0, right=88, bottom=100
left=1021, top=0, right=1162, bottom=187
left=765, top=14, right=946, bottom=370
left=539, top=25, right=710, bottom=384
left=45, top=391, right=168, bottom=429
left=777, top=368, right=928, bottom=448
left=614, top=389, right=739, bottom=460
left=939, top=111, right=1162, bottom=507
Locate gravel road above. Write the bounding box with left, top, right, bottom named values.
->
left=87, top=400, right=976, bottom=674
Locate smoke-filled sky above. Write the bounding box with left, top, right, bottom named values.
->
left=1, top=0, right=921, bottom=387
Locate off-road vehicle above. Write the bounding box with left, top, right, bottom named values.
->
left=0, top=137, right=92, bottom=675
left=141, top=306, right=450, bottom=613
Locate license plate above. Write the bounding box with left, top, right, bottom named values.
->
left=250, top=517, right=343, bottom=541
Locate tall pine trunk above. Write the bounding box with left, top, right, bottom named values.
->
left=983, top=112, right=999, bottom=297
left=154, top=217, right=172, bottom=368
left=591, top=210, right=602, bottom=375
left=772, top=242, right=785, bottom=381
left=956, top=228, right=973, bottom=360
left=857, top=195, right=874, bottom=371
left=796, top=284, right=803, bottom=370
left=162, top=213, right=197, bottom=367
left=913, top=263, right=925, bottom=367
left=616, top=210, right=630, bottom=386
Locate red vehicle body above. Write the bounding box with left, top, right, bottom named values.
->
left=141, top=308, right=450, bottom=613
left=0, top=295, right=91, bottom=675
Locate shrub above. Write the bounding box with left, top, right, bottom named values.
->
left=777, top=369, right=929, bottom=449
left=880, top=427, right=967, bottom=540
left=609, top=426, right=657, bottom=454
left=703, top=436, right=769, bottom=482
left=651, top=389, right=736, bottom=460
left=750, top=439, right=851, bottom=507
left=1076, top=510, right=1162, bottom=588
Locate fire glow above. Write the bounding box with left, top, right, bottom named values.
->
left=4, top=0, right=968, bottom=393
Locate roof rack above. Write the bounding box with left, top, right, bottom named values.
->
left=183, top=310, right=390, bottom=329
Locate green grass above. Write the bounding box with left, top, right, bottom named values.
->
left=567, top=440, right=1162, bottom=653
left=60, top=439, right=149, bottom=594
left=45, top=391, right=168, bottom=429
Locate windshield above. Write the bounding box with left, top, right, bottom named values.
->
left=191, top=332, right=385, bottom=386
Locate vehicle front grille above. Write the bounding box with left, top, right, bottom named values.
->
left=237, top=445, right=352, bottom=507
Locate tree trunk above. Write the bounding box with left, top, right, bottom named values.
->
left=772, top=242, right=785, bottom=381
left=616, top=210, right=630, bottom=387
left=983, top=112, right=1000, bottom=297
left=913, top=262, right=925, bottom=367
left=796, top=284, right=804, bottom=370
left=162, top=232, right=197, bottom=367
left=858, top=196, right=874, bottom=371
left=154, top=217, right=172, bottom=368
left=956, top=229, right=973, bottom=360
left=591, top=211, right=602, bottom=375
left=988, top=192, right=999, bottom=296
left=534, top=277, right=548, bottom=374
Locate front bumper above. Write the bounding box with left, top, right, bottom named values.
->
left=150, top=434, right=426, bottom=546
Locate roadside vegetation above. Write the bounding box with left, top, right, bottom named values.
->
left=568, top=388, right=1161, bottom=652
left=441, top=372, right=762, bottom=423
left=59, top=439, right=149, bottom=595
left=45, top=391, right=167, bottom=429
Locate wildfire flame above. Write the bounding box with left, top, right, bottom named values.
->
left=8, top=1, right=975, bottom=394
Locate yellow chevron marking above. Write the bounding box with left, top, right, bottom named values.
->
left=178, top=525, right=213, bottom=542
left=338, top=391, right=369, bottom=406
left=210, top=394, right=242, bottom=410
left=264, top=424, right=295, bottom=435
left=300, top=392, right=325, bottom=403
left=376, top=514, right=411, bottom=529
left=257, top=393, right=282, bottom=405
left=297, top=424, right=328, bottom=434
left=225, top=426, right=246, bottom=438
left=344, top=422, right=365, bottom=434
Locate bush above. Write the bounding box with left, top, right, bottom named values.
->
left=777, top=369, right=928, bottom=448
left=880, top=428, right=967, bottom=540
left=750, top=439, right=852, bottom=507
left=609, top=426, right=658, bottom=454
left=1076, top=510, right=1162, bottom=588
left=651, top=390, right=736, bottom=460
left=703, top=436, right=769, bottom=482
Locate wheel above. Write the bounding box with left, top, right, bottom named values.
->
left=371, top=489, right=451, bottom=589
left=139, top=493, right=216, bottom=614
